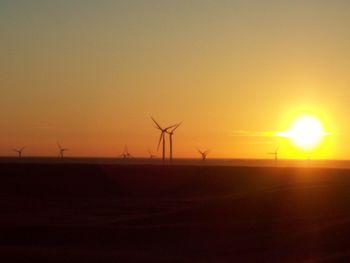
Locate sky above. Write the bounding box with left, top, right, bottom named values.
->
left=1, top=0, right=350, bottom=159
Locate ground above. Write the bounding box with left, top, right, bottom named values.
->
left=1, top=162, right=350, bottom=262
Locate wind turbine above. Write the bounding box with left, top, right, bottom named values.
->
left=151, top=117, right=177, bottom=164
left=197, top=148, right=210, bottom=161
left=148, top=148, right=157, bottom=159
left=120, top=145, right=132, bottom=159
left=57, top=142, right=68, bottom=158
left=167, top=122, right=181, bottom=163
left=13, top=147, right=25, bottom=158
left=268, top=146, right=280, bottom=162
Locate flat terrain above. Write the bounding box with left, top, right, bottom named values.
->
left=1, top=162, right=350, bottom=262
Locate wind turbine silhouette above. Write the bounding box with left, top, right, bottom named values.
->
left=120, top=145, right=132, bottom=159
left=197, top=148, right=210, bottom=161
left=167, top=123, right=181, bottom=163
left=13, top=147, right=25, bottom=158
left=148, top=148, right=157, bottom=159
left=57, top=142, right=68, bottom=158
left=268, top=146, right=280, bottom=162
left=151, top=117, right=177, bottom=164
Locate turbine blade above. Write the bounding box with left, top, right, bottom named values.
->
left=157, top=132, right=164, bottom=150
left=197, top=148, right=204, bottom=155
left=171, top=122, right=182, bottom=132
left=151, top=117, right=163, bottom=130
left=164, top=124, right=177, bottom=131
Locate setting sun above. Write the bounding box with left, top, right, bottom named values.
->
left=278, top=116, right=328, bottom=151
left=2, top=1, right=350, bottom=261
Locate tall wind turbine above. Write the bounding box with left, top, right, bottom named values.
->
left=167, top=122, right=181, bottom=163
left=13, top=147, right=25, bottom=158
left=58, top=142, right=68, bottom=158
left=268, top=146, right=280, bottom=162
left=197, top=148, right=210, bottom=161
left=151, top=117, right=176, bottom=163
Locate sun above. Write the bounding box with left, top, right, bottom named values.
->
left=277, top=115, right=327, bottom=150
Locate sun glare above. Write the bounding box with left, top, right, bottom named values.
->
left=277, top=115, right=327, bottom=150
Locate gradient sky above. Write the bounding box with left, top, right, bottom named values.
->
left=1, top=0, right=350, bottom=159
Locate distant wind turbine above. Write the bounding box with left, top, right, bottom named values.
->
left=151, top=117, right=177, bottom=164
left=148, top=149, right=157, bottom=159
left=13, top=147, right=25, bottom=158
left=57, top=142, right=68, bottom=158
left=167, top=122, right=181, bottom=163
left=120, top=145, right=132, bottom=159
left=197, top=148, right=210, bottom=161
left=268, top=146, right=280, bottom=162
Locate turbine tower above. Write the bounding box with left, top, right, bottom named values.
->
left=151, top=117, right=176, bottom=164
left=13, top=147, right=25, bottom=158
left=167, top=123, right=181, bottom=163
left=197, top=148, right=210, bottom=161
left=268, top=146, right=280, bottom=162
left=57, top=142, right=68, bottom=158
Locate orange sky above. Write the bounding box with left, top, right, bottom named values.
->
left=1, top=1, right=350, bottom=159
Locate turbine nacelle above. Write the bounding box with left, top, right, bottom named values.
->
left=268, top=146, right=280, bottom=161
left=197, top=148, right=210, bottom=161
left=13, top=146, right=25, bottom=158
left=166, top=122, right=182, bottom=136
left=57, top=142, right=68, bottom=158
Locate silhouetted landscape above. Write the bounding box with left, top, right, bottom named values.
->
left=2, top=1, right=350, bottom=262
left=1, top=160, right=350, bottom=262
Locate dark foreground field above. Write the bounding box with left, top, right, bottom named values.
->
left=1, top=163, right=350, bottom=262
